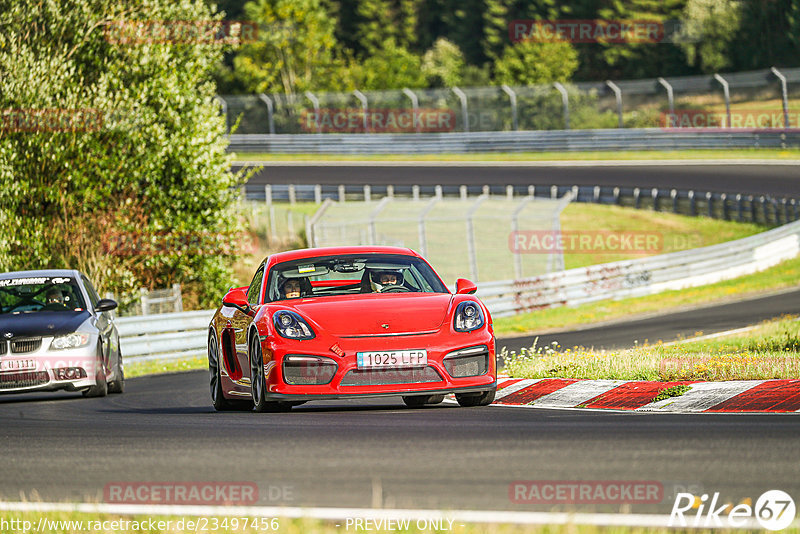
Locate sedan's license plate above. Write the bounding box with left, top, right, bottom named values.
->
left=357, top=350, right=427, bottom=368
left=0, top=359, right=36, bottom=372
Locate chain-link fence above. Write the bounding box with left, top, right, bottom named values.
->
left=307, top=195, right=572, bottom=284
left=221, top=67, right=800, bottom=134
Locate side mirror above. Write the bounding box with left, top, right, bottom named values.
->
left=95, top=298, right=118, bottom=312
left=455, top=278, right=477, bottom=295
left=222, top=288, right=250, bottom=313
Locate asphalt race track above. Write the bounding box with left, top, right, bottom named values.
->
left=238, top=162, right=800, bottom=197
left=2, top=370, right=800, bottom=513
left=497, top=288, right=800, bottom=354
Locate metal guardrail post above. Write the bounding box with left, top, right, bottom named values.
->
left=613, top=187, right=620, bottom=204
left=657, top=77, right=674, bottom=118
left=314, top=184, right=322, bottom=204
left=364, top=184, right=371, bottom=202
left=551, top=185, right=558, bottom=199
left=506, top=185, right=514, bottom=200
left=288, top=184, right=296, bottom=205
left=713, top=74, right=731, bottom=128
left=258, top=94, right=276, bottom=135
left=482, top=185, right=490, bottom=196
left=671, top=189, right=678, bottom=213
left=386, top=185, right=394, bottom=198
left=418, top=196, right=439, bottom=258
left=304, top=91, right=322, bottom=133
left=452, top=87, right=469, bottom=132
left=460, top=185, right=468, bottom=201
left=412, top=185, right=420, bottom=201
left=511, top=196, right=534, bottom=279
left=736, top=194, right=743, bottom=221
left=214, top=96, right=228, bottom=133
left=465, top=195, right=488, bottom=280
left=721, top=193, right=728, bottom=220
left=553, top=82, right=570, bottom=129
left=528, top=185, right=535, bottom=197
left=593, top=186, right=601, bottom=202
left=353, top=90, right=369, bottom=132
left=749, top=195, right=756, bottom=223
left=605, top=81, right=623, bottom=128
left=402, top=88, right=420, bottom=133
left=338, top=185, right=345, bottom=203
left=651, top=188, right=659, bottom=211
left=501, top=84, right=518, bottom=131
left=706, top=191, right=713, bottom=218
left=633, top=187, right=641, bottom=209
left=771, top=67, right=790, bottom=129
left=688, top=190, right=696, bottom=216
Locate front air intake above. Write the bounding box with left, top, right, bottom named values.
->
left=283, top=355, right=338, bottom=385
left=340, top=366, right=442, bottom=386
left=444, top=345, right=490, bottom=378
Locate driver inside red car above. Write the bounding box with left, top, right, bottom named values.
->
left=369, top=270, right=404, bottom=292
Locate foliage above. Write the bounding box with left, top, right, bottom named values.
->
left=0, top=0, right=243, bottom=308
left=421, top=38, right=466, bottom=87
left=679, top=0, right=744, bottom=72
left=494, top=40, right=578, bottom=86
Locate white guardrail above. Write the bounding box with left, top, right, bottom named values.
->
left=118, top=220, right=800, bottom=361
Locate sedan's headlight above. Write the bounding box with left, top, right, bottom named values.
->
left=51, top=333, right=91, bottom=350
left=273, top=311, right=315, bottom=340
left=454, top=301, right=485, bottom=332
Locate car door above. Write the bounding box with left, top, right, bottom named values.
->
left=81, top=275, right=113, bottom=371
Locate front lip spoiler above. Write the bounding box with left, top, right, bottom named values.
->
left=264, top=381, right=497, bottom=402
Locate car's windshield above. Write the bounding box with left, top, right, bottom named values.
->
left=0, top=276, right=87, bottom=314
left=265, top=253, right=448, bottom=302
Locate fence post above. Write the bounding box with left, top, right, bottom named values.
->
left=364, top=184, right=371, bottom=202
left=771, top=67, right=790, bottom=129
left=593, top=186, right=601, bottom=203
left=551, top=185, right=559, bottom=199
left=418, top=197, right=439, bottom=257
left=288, top=184, right=296, bottom=205
left=269, top=205, right=278, bottom=241
left=306, top=198, right=333, bottom=247
left=265, top=184, right=272, bottom=206
left=386, top=185, right=394, bottom=199
left=501, top=84, right=518, bottom=131
left=314, top=184, right=322, bottom=204
left=553, top=82, right=570, bottom=129
left=172, top=283, right=183, bottom=313
left=736, top=193, right=743, bottom=221
left=528, top=185, right=535, bottom=197
left=657, top=78, right=674, bottom=118
left=633, top=187, right=641, bottom=209
left=304, top=91, right=322, bottom=133
left=338, top=184, right=346, bottom=203
left=353, top=90, right=369, bottom=132
left=139, top=288, right=148, bottom=316
left=706, top=191, right=713, bottom=218
left=720, top=193, right=728, bottom=220
left=402, top=88, right=420, bottom=133
left=613, top=187, right=620, bottom=204
left=483, top=185, right=491, bottom=196
left=511, top=196, right=533, bottom=279
left=452, top=87, right=469, bottom=132
left=605, top=80, right=624, bottom=128
left=258, top=94, right=276, bottom=134
left=368, top=197, right=391, bottom=244
left=713, top=74, right=731, bottom=128
left=671, top=189, right=678, bottom=213
left=287, top=210, right=295, bottom=235
left=651, top=188, right=659, bottom=211
left=412, top=185, right=420, bottom=201
left=749, top=195, right=756, bottom=222
left=460, top=185, right=468, bottom=201
left=506, top=185, right=514, bottom=200
left=466, top=195, right=489, bottom=281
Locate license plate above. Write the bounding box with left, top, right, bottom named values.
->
left=357, top=350, right=427, bottom=368
left=0, top=359, right=37, bottom=372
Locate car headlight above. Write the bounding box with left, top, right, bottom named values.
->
left=51, top=333, right=91, bottom=350
left=454, top=301, right=485, bottom=332
left=273, top=311, right=315, bottom=340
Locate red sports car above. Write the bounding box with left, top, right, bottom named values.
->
left=208, top=246, right=496, bottom=412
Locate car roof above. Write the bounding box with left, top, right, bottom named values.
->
left=0, top=269, right=83, bottom=280
left=266, top=246, right=420, bottom=266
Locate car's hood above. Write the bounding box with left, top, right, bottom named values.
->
left=281, top=293, right=454, bottom=336
left=0, top=311, right=92, bottom=338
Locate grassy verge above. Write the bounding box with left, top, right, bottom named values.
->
left=126, top=354, right=206, bottom=379
left=232, top=148, right=800, bottom=162
left=1, top=510, right=786, bottom=534
left=494, top=254, right=800, bottom=337
left=502, top=316, right=800, bottom=381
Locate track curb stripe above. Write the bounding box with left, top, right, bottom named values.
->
left=493, top=378, right=800, bottom=413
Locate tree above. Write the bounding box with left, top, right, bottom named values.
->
left=349, top=38, right=427, bottom=89
left=422, top=38, right=466, bottom=87
left=678, top=0, right=743, bottom=72
left=234, top=0, right=346, bottom=94
left=494, top=40, right=578, bottom=85
left=0, top=0, right=243, bottom=307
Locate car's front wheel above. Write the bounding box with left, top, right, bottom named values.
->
left=455, top=389, right=496, bottom=407
left=250, top=335, right=291, bottom=413
left=209, top=331, right=251, bottom=411
left=107, top=346, right=125, bottom=394
left=83, top=344, right=108, bottom=398
left=402, top=394, right=445, bottom=408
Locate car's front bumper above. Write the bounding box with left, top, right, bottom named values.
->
left=254, top=328, right=497, bottom=401
left=0, top=340, right=99, bottom=394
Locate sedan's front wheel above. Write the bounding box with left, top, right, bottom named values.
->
left=83, top=345, right=108, bottom=398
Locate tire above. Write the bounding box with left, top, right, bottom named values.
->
left=250, top=334, right=292, bottom=413
left=209, top=331, right=251, bottom=411
left=107, top=346, right=125, bottom=394
left=425, top=394, right=445, bottom=405
left=455, top=389, right=496, bottom=407
left=83, top=346, right=108, bottom=398
left=403, top=395, right=435, bottom=408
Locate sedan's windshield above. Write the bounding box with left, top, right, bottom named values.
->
left=266, top=254, right=448, bottom=302
left=0, top=276, right=86, bottom=314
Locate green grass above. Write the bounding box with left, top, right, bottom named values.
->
left=126, top=354, right=206, bottom=378
left=232, top=148, right=800, bottom=162
left=493, top=254, right=800, bottom=337
left=652, top=385, right=691, bottom=403
left=502, top=316, right=800, bottom=381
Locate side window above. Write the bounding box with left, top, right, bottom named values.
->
left=82, top=276, right=100, bottom=309
left=247, top=265, right=265, bottom=305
